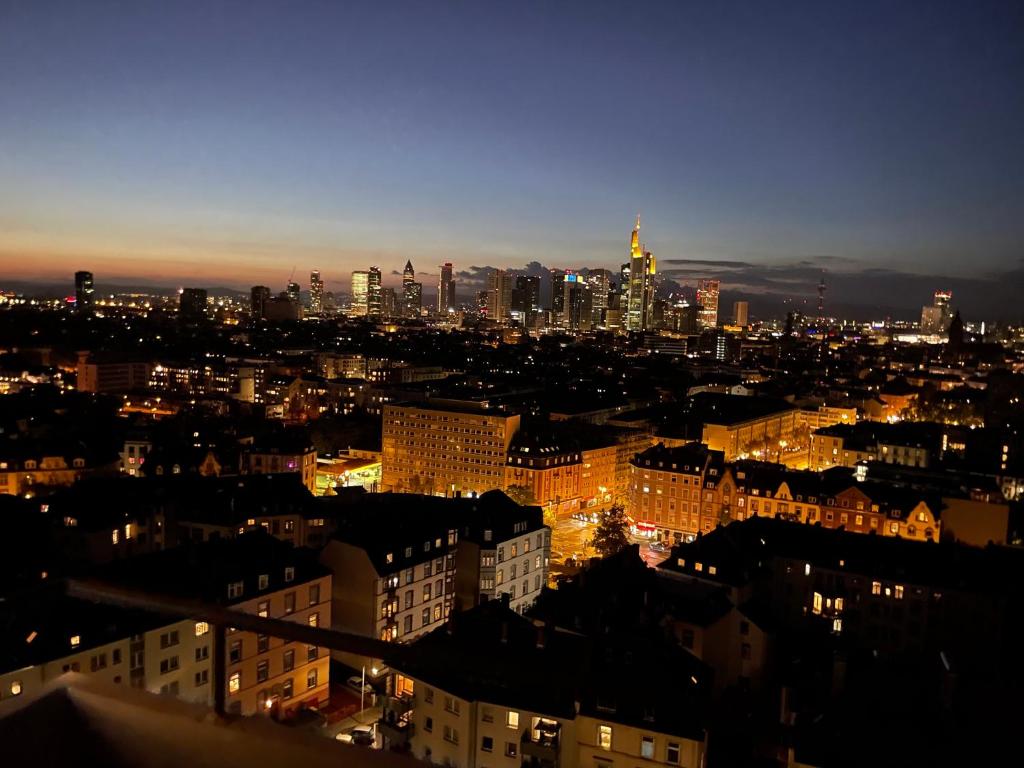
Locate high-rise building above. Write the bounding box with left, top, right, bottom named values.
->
left=381, top=287, right=397, bottom=319
left=309, top=270, right=323, bottom=315
left=286, top=281, right=300, bottom=306
left=250, top=285, right=271, bottom=319
left=732, top=300, right=749, bottom=327
left=438, top=262, right=455, bottom=314
left=485, top=269, right=513, bottom=322
left=179, top=288, right=208, bottom=319
left=562, top=275, right=594, bottom=332
left=367, top=267, right=383, bottom=320
left=402, top=260, right=422, bottom=318
left=626, top=216, right=656, bottom=332
left=74, top=271, right=94, bottom=315
left=587, top=269, right=612, bottom=326
left=350, top=271, right=369, bottom=317
left=515, top=275, right=540, bottom=312
left=921, top=290, right=953, bottom=335
left=696, top=279, right=720, bottom=328
left=550, top=270, right=567, bottom=320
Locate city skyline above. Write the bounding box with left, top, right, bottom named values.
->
left=2, top=2, right=1023, bottom=317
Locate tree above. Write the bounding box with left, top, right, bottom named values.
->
left=504, top=485, right=536, bottom=507
left=590, top=504, right=631, bottom=558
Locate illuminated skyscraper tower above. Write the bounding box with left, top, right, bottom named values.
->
left=696, top=279, right=720, bottom=328
left=74, top=270, right=94, bottom=315
left=438, top=262, right=455, bottom=314
left=309, top=270, right=323, bottom=314
left=626, top=215, right=656, bottom=331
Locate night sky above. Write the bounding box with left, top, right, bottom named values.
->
left=1, top=1, right=1022, bottom=315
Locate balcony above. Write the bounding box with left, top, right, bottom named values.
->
left=378, top=695, right=415, bottom=750
left=521, top=720, right=561, bottom=768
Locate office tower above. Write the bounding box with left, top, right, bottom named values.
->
left=250, top=285, right=271, bottom=319
left=550, top=270, right=568, bottom=320
left=286, top=281, right=300, bottom=306
left=367, top=267, right=383, bottom=320
left=401, top=260, right=422, bottom=318
left=485, top=269, right=513, bottom=321
left=626, top=216, right=656, bottom=331
left=179, top=288, right=208, bottom=319
left=732, top=300, right=749, bottom=327
left=381, top=287, right=397, bottom=319
left=921, top=289, right=953, bottom=335
left=587, top=269, right=612, bottom=326
left=382, top=403, right=521, bottom=495
left=515, top=275, right=540, bottom=312
left=74, top=271, right=94, bottom=314
left=351, top=271, right=369, bottom=316
left=438, top=262, right=455, bottom=314
left=696, top=279, right=720, bottom=328
left=604, top=291, right=623, bottom=330
left=678, top=304, right=702, bottom=334
left=619, top=263, right=630, bottom=298
left=562, top=276, right=594, bottom=332
left=309, top=270, right=323, bottom=314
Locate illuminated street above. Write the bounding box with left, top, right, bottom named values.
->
left=549, top=512, right=670, bottom=578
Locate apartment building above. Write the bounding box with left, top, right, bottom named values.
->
left=454, top=497, right=549, bottom=614
left=319, top=491, right=549, bottom=672
left=0, top=591, right=203, bottom=714
left=662, top=516, right=1024, bottom=677
left=809, top=422, right=943, bottom=471
left=504, top=431, right=582, bottom=514
left=99, top=532, right=331, bottom=717
left=244, top=435, right=317, bottom=493
left=383, top=600, right=708, bottom=768
left=693, top=394, right=798, bottom=461
left=382, top=402, right=521, bottom=496
left=627, top=443, right=725, bottom=544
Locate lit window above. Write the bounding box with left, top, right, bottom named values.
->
left=812, top=592, right=822, bottom=615
left=598, top=724, right=612, bottom=750
left=258, top=600, right=269, bottom=618
left=229, top=672, right=241, bottom=693
left=70, top=635, right=80, bottom=648
left=258, top=574, right=269, bottom=590
left=694, top=562, right=703, bottom=572
left=895, top=585, right=904, bottom=600
left=506, top=711, right=519, bottom=729
left=111, top=529, right=119, bottom=544
left=804, top=563, right=811, bottom=576
left=194, top=621, right=209, bottom=637
left=833, top=618, right=843, bottom=634
left=308, top=612, right=319, bottom=628
left=871, top=581, right=881, bottom=596
left=708, top=566, right=717, bottom=575
left=10, top=680, right=22, bottom=696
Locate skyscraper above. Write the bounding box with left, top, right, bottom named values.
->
left=74, top=271, right=94, bottom=315
left=309, top=270, right=323, bottom=315
left=696, top=279, right=720, bottom=328
left=351, top=271, right=369, bottom=317
left=485, top=269, right=513, bottom=321
left=732, top=300, right=748, bottom=327
left=587, top=269, right=612, bottom=326
left=626, top=216, right=656, bottom=332
left=402, top=260, right=422, bottom=318
left=562, top=275, right=594, bottom=332
left=438, top=262, right=455, bottom=314
left=250, top=285, right=271, bottom=319
left=921, top=289, right=953, bottom=335
left=179, top=288, right=208, bottom=319
left=286, top=281, right=301, bottom=306
left=367, top=267, right=383, bottom=320
left=515, top=275, right=540, bottom=313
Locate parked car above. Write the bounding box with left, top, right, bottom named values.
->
left=648, top=541, right=666, bottom=553
left=336, top=725, right=375, bottom=746
left=346, top=675, right=374, bottom=695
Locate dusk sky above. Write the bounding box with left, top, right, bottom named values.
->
left=1, top=0, right=1022, bottom=314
